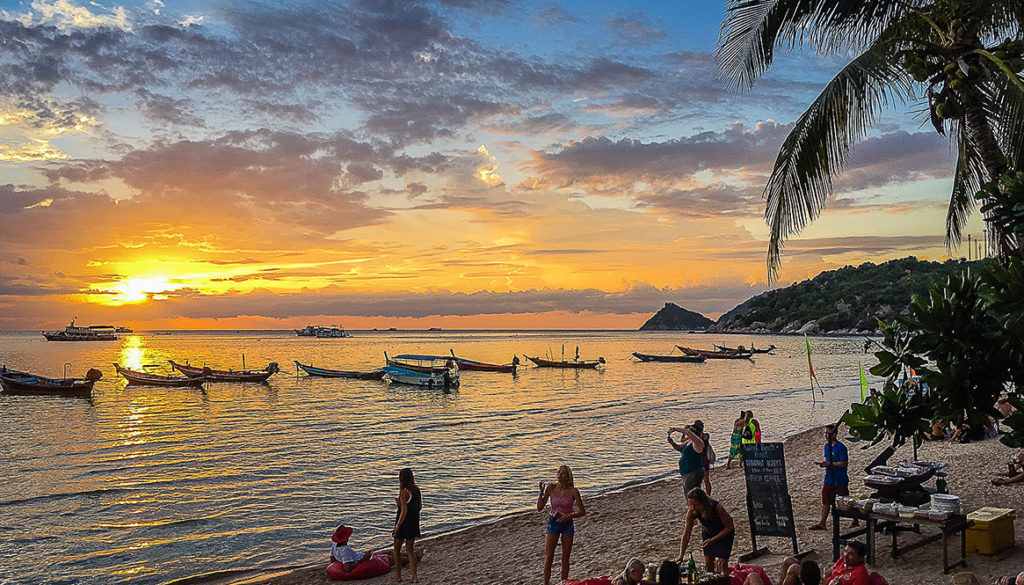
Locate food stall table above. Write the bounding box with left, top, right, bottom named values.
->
left=833, top=507, right=970, bottom=573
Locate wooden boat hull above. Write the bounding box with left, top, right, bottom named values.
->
left=631, top=352, right=706, bottom=363
left=295, top=361, right=384, bottom=379
left=0, top=372, right=94, bottom=397
left=713, top=344, right=775, bottom=354
left=114, top=364, right=206, bottom=387
left=169, top=360, right=278, bottom=383
left=383, top=366, right=458, bottom=388
left=676, top=346, right=753, bottom=360
left=523, top=355, right=604, bottom=369
left=449, top=351, right=518, bottom=373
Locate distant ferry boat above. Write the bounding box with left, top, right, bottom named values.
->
left=42, top=318, right=118, bottom=341
left=294, top=325, right=352, bottom=338
left=115, top=326, right=133, bottom=333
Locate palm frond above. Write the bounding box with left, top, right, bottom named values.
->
left=765, top=40, right=913, bottom=281
left=945, top=155, right=978, bottom=250
left=717, top=0, right=925, bottom=90
left=991, top=72, right=1024, bottom=172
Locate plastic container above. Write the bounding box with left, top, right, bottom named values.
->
left=966, top=507, right=1016, bottom=555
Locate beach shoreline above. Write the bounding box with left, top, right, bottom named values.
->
left=213, top=426, right=1024, bottom=585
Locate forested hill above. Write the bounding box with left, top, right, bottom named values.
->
left=709, top=256, right=987, bottom=335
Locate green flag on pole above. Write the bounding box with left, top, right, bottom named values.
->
left=859, top=363, right=868, bottom=402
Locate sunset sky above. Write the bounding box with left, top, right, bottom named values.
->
left=0, top=0, right=985, bottom=330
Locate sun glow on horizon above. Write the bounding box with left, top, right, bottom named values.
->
left=94, top=276, right=180, bottom=305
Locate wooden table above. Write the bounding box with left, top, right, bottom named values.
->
left=832, top=507, right=970, bottom=573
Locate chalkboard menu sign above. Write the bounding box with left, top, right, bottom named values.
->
left=740, top=442, right=798, bottom=559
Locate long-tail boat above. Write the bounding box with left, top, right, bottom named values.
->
left=169, top=360, right=280, bottom=383
left=631, top=352, right=706, bottom=363
left=294, top=361, right=384, bottom=380
left=447, top=349, right=519, bottom=373
left=382, top=365, right=458, bottom=389
left=523, top=355, right=606, bottom=369
left=713, top=343, right=776, bottom=354
left=114, top=364, right=206, bottom=387
left=0, top=366, right=101, bottom=397
left=676, top=346, right=753, bottom=360
left=381, top=353, right=459, bottom=388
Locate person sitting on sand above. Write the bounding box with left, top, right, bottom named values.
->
left=924, top=419, right=948, bottom=441
left=330, top=525, right=420, bottom=573
left=996, top=397, right=1016, bottom=419
left=824, top=541, right=870, bottom=585
left=677, top=487, right=735, bottom=575
left=992, top=454, right=1024, bottom=485
left=726, top=411, right=749, bottom=469
left=776, top=557, right=822, bottom=585
left=613, top=558, right=655, bottom=585
left=331, top=525, right=372, bottom=571
left=538, top=464, right=586, bottom=585
left=668, top=421, right=705, bottom=496
left=657, top=559, right=681, bottom=585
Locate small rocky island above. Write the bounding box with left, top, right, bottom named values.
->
left=639, top=302, right=713, bottom=331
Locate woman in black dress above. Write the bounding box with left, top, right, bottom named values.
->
left=676, top=487, right=734, bottom=574
left=392, top=468, right=422, bottom=582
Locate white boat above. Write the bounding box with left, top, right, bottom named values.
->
left=383, top=365, right=457, bottom=388
left=295, top=325, right=351, bottom=338
left=42, top=318, right=118, bottom=341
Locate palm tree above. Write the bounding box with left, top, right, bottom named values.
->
left=718, top=1, right=1024, bottom=280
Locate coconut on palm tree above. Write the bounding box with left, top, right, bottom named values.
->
left=718, top=0, right=1024, bottom=280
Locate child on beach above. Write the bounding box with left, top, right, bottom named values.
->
left=701, top=430, right=713, bottom=496
left=538, top=464, right=587, bottom=585
left=392, top=468, right=422, bottom=583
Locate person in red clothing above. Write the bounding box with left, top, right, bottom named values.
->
left=825, top=541, right=870, bottom=585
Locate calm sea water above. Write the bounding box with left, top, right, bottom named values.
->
left=0, top=330, right=874, bottom=584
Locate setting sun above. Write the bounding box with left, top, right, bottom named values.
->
left=95, top=276, right=179, bottom=305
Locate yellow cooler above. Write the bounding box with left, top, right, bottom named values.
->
left=966, top=507, right=1016, bottom=555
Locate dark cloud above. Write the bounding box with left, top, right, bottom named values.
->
left=604, top=12, right=666, bottom=44
left=533, top=5, right=577, bottom=26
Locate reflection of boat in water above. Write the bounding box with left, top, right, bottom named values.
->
left=0, top=365, right=102, bottom=397
left=42, top=318, right=118, bottom=341
left=294, top=361, right=384, bottom=379
left=114, top=364, right=205, bottom=387
left=169, top=360, right=280, bottom=383
left=631, top=351, right=706, bottom=363
left=295, top=325, right=351, bottom=338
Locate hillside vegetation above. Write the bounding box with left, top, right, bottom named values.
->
left=709, top=257, right=987, bottom=335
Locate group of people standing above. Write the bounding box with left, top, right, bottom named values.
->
left=726, top=410, right=761, bottom=469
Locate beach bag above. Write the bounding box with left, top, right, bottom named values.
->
left=742, top=426, right=753, bottom=440
left=705, top=443, right=717, bottom=464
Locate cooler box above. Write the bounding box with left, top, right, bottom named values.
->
left=966, top=507, right=1016, bottom=555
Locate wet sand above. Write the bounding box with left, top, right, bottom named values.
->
left=231, top=427, right=1024, bottom=585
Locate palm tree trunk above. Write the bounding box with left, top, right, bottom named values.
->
left=960, top=86, right=1015, bottom=256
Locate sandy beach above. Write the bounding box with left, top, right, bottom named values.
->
left=233, top=427, right=1023, bottom=585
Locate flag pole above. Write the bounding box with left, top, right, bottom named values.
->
left=805, top=333, right=816, bottom=404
